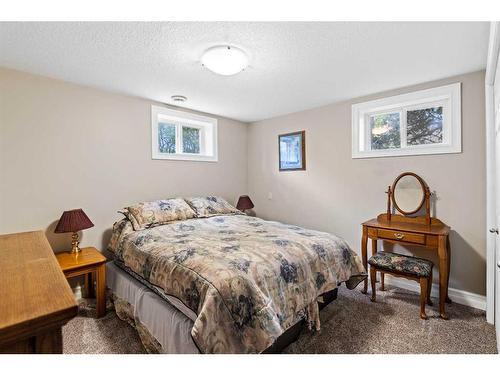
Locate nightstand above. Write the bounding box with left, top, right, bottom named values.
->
left=56, top=247, right=107, bottom=318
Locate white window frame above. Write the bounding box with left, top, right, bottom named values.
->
left=151, top=105, right=218, bottom=162
left=352, top=83, right=461, bottom=159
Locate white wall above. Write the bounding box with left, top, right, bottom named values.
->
left=0, top=68, right=248, bottom=252
left=248, top=71, right=486, bottom=296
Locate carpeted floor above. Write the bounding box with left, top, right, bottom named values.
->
left=63, top=298, right=146, bottom=354
left=63, top=285, right=497, bottom=354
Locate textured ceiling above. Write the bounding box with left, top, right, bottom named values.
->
left=0, top=22, right=490, bottom=122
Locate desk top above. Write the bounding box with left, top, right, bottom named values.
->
left=363, top=214, right=450, bottom=236
left=56, top=247, right=106, bottom=272
left=0, top=231, right=78, bottom=345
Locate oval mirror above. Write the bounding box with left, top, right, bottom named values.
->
left=392, top=173, right=426, bottom=215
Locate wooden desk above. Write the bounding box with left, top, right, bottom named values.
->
left=0, top=231, right=78, bottom=353
left=56, top=247, right=107, bottom=318
left=362, top=214, right=451, bottom=319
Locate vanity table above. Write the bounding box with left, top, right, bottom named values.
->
left=361, top=172, right=452, bottom=319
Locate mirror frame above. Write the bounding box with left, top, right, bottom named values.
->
left=391, top=172, right=427, bottom=215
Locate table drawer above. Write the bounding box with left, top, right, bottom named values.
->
left=377, top=229, right=426, bottom=245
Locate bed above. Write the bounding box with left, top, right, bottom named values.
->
left=107, top=197, right=366, bottom=354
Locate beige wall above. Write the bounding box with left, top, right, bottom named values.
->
left=0, top=68, right=487, bottom=295
left=248, top=71, right=486, bottom=295
left=0, top=68, right=248, bottom=252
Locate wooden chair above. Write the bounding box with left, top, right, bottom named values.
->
left=368, top=252, right=434, bottom=319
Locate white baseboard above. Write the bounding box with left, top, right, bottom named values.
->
left=383, top=275, right=486, bottom=311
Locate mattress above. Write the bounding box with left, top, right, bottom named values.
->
left=112, top=260, right=198, bottom=322
left=106, top=261, right=199, bottom=353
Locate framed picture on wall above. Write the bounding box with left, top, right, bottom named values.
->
left=278, top=130, right=306, bottom=171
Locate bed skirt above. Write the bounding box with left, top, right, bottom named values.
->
left=107, top=262, right=340, bottom=354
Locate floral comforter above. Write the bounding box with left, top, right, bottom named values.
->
left=108, top=214, right=366, bottom=353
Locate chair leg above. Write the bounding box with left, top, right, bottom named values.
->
left=427, top=268, right=433, bottom=306
left=370, top=267, right=377, bottom=302
left=419, top=277, right=428, bottom=319
left=380, top=272, right=385, bottom=291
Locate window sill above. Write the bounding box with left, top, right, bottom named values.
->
left=352, top=144, right=462, bottom=159
left=152, top=153, right=218, bottom=162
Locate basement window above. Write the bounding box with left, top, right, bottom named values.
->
left=152, top=106, right=218, bottom=162
left=351, top=83, right=461, bottom=158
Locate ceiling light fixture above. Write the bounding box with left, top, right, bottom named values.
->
left=201, top=45, right=248, bottom=76
left=171, top=95, right=187, bottom=102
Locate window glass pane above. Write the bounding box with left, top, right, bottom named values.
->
left=406, top=106, right=443, bottom=146
left=182, top=126, right=200, bottom=154
left=158, top=122, right=176, bottom=153
left=370, top=112, right=401, bottom=150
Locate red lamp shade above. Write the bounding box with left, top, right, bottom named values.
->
left=54, top=209, right=94, bottom=233
left=236, top=195, right=254, bottom=211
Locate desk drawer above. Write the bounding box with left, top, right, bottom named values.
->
left=377, top=229, right=426, bottom=245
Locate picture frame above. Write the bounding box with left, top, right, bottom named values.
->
left=278, top=130, right=306, bottom=171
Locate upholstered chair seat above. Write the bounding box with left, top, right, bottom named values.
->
left=368, top=252, right=433, bottom=278
left=368, top=251, right=434, bottom=319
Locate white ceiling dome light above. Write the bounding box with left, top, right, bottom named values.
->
left=201, top=45, right=248, bottom=76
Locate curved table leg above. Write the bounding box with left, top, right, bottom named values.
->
left=445, top=235, right=452, bottom=304
left=361, top=226, right=368, bottom=294
left=438, top=235, right=449, bottom=319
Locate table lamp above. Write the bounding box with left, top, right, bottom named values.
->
left=54, top=209, right=94, bottom=253
left=236, top=195, right=254, bottom=213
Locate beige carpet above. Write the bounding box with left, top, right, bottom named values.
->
left=63, top=286, right=497, bottom=354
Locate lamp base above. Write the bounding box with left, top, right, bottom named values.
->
left=70, top=232, right=81, bottom=254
